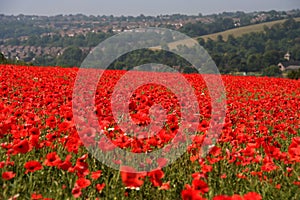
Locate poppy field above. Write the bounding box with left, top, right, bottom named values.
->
left=0, top=64, right=299, bottom=200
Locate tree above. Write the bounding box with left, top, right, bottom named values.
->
left=262, top=65, right=282, bottom=77
left=197, top=38, right=205, bottom=46
left=221, top=18, right=234, bottom=30
left=246, top=54, right=263, bottom=72
left=56, top=46, right=85, bottom=67
left=179, top=22, right=207, bottom=37
left=217, top=35, right=224, bottom=43
left=27, top=35, right=40, bottom=46
left=204, top=38, right=214, bottom=50
left=227, top=35, right=237, bottom=46
left=291, top=45, right=300, bottom=60
left=283, top=18, right=297, bottom=30
left=262, top=50, right=281, bottom=66
left=287, top=69, right=300, bottom=80
left=182, top=66, right=198, bottom=74
left=0, top=52, right=7, bottom=64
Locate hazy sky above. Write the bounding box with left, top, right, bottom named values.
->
left=1, top=0, right=299, bottom=16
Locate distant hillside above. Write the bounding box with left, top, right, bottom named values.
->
left=154, top=18, right=300, bottom=74
left=154, top=18, right=300, bottom=50
left=198, top=17, right=300, bottom=41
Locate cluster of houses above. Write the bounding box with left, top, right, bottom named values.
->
left=278, top=52, right=300, bottom=72
left=0, top=45, right=63, bottom=62
left=0, top=45, right=92, bottom=62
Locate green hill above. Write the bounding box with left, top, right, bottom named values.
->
left=159, top=18, right=300, bottom=50
left=198, top=17, right=300, bottom=41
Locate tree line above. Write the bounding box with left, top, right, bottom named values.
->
left=200, top=18, right=300, bottom=74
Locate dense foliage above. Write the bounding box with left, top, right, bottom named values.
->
left=202, top=18, right=300, bottom=73
left=287, top=69, right=300, bottom=80
left=32, top=18, right=300, bottom=75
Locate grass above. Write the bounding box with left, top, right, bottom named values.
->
left=198, top=17, right=300, bottom=41
left=152, top=17, right=300, bottom=50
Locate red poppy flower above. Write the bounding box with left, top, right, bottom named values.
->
left=231, top=194, right=244, bottom=200
left=236, top=173, right=247, bottom=179
left=72, top=185, right=82, bottom=198
left=243, top=192, right=262, bottom=200
left=293, top=181, right=300, bottom=186
left=58, top=154, right=72, bottom=171
left=29, top=135, right=41, bottom=149
left=148, top=168, right=164, bottom=187
left=181, top=187, right=206, bottom=200
left=159, top=181, right=170, bottom=190
left=58, top=121, right=71, bottom=132
left=288, top=137, right=300, bottom=162
left=192, top=179, right=209, bottom=194
left=71, top=155, right=89, bottom=177
left=75, top=177, right=91, bottom=189
left=24, top=160, right=43, bottom=174
left=0, top=161, right=5, bottom=169
left=220, top=173, right=227, bottom=179
left=31, top=193, right=43, bottom=200
left=44, top=152, right=61, bottom=167
left=28, top=127, right=40, bottom=136
left=45, top=132, right=60, bottom=142
left=275, top=184, right=281, bottom=189
left=91, top=170, right=102, bottom=180
left=200, top=164, right=213, bottom=175
left=46, top=116, right=57, bottom=128
left=212, top=195, right=232, bottom=200
left=64, top=111, right=73, bottom=121
left=261, top=161, right=278, bottom=172
left=13, top=139, right=30, bottom=154
left=96, top=183, right=105, bottom=192
left=2, top=171, right=16, bottom=180
left=120, top=166, right=146, bottom=189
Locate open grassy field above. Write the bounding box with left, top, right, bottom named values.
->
left=155, top=17, right=300, bottom=50
left=198, top=17, right=300, bottom=41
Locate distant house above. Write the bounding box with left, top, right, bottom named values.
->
left=278, top=61, right=300, bottom=72
left=278, top=52, right=300, bottom=72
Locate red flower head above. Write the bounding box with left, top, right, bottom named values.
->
left=148, top=168, right=164, bottom=187
left=120, top=166, right=146, bottom=189
left=58, top=154, right=72, bottom=171
left=213, top=195, right=233, bottom=200
left=261, top=157, right=278, bottom=172
left=159, top=181, right=170, bottom=190
left=91, top=170, right=102, bottom=180
left=58, top=121, right=71, bottom=132
left=288, top=137, right=300, bottom=162
left=13, top=139, right=30, bottom=154
left=72, top=154, right=89, bottom=177
left=46, top=116, right=57, bottom=128
left=75, top=177, right=91, bottom=189
left=72, top=185, right=82, bottom=198
left=181, top=186, right=206, bottom=200
left=44, top=152, right=61, bottom=167
left=29, top=127, right=40, bottom=136
left=24, top=160, right=42, bottom=174
left=243, top=192, right=262, bottom=200
left=31, top=193, right=43, bottom=200
left=2, top=171, right=16, bottom=180
left=192, top=179, right=209, bottom=194
left=96, top=183, right=106, bottom=192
